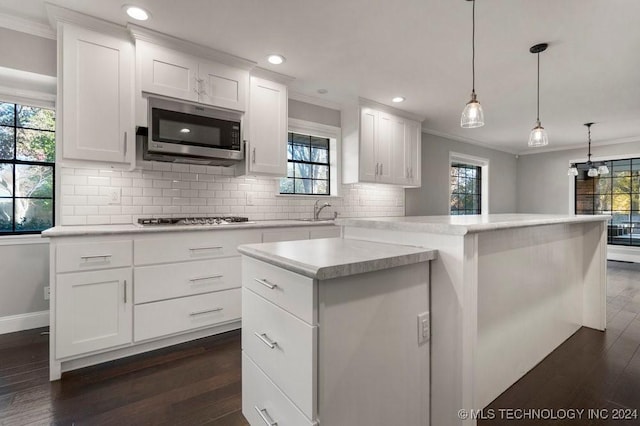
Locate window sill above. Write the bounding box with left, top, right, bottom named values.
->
left=0, top=234, right=49, bottom=246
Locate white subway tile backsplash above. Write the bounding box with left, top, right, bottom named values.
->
left=59, top=164, right=405, bottom=226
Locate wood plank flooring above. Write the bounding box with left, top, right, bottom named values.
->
left=0, top=260, right=638, bottom=425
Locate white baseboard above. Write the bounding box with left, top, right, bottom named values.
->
left=0, top=310, right=49, bottom=335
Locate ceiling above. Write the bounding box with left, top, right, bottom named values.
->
left=1, top=0, right=639, bottom=154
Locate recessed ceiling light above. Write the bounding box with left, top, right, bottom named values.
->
left=392, top=96, right=405, bottom=103
left=180, top=128, right=191, bottom=134
left=124, top=5, right=150, bottom=21
left=267, top=54, right=285, bottom=65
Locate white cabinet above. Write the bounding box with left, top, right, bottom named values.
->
left=247, top=76, right=288, bottom=176
left=138, top=40, right=248, bottom=112
left=262, top=225, right=340, bottom=243
left=343, top=101, right=422, bottom=187
left=56, top=267, right=132, bottom=359
left=59, top=23, right=135, bottom=165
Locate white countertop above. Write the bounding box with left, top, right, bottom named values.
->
left=41, top=219, right=336, bottom=237
left=336, top=213, right=611, bottom=236
left=238, top=237, right=437, bottom=280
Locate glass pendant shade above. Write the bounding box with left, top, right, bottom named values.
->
left=568, top=165, right=578, bottom=176
left=461, top=94, right=485, bottom=128
left=587, top=167, right=599, bottom=177
left=528, top=122, right=548, bottom=147
left=597, top=164, right=609, bottom=175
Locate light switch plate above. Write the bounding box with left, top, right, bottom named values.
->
left=418, top=311, right=430, bottom=345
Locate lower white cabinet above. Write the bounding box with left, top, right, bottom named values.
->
left=56, top=268, right=132, bottom=358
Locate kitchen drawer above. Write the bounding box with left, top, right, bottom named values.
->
left=56, top=240, right=132, bottom=273
left=134, top=288, right=241, bottom=341
left=243, top=352, right=315, bottom=426
left=242, top=256, right=316, bottom=324
left=242, top=288, right=316, bottom=418
left=134, top=257, right=240, bottom=304
left=134, top=229, right=260, bottom=265
left=262, top=229, right=309, bottom=243
left=309, top=226, right=341, bottom=239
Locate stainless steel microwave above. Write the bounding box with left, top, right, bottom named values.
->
left=143, top=97, right=244, bottom=166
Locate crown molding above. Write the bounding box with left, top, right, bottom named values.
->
left=518, top=135, right=640, bottom=156
left=288, top=91, right=342, bottom=111
left=0, top=11, right=55, bottom=40
left=46, top=3, right=129, bottom=39
left=251, top=67, right=294, bottom=85
left=420, top=127, right=519, bottom=155
left=358, top=97, right=424, bottom=122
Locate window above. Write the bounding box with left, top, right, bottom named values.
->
left=450, top=162, right=482, bottom=215
left=280, top=132, right=330, bottom=195
left=0, top=101, right=55, bottom=234
left=575, top=158, right=640, bottom=246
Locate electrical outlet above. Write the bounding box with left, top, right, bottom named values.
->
left=108, top=188, right=121, bottom=204
left=418, top=311, right=430, bottom=345
left=44, top=286, right=50, bottom=300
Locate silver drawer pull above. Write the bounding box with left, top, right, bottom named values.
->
left=189, top=246, right=223, bottom=252
left=254, top=332, right=277, bottom=349
left=254, top=278, right=277, bottom=290
left=189, top=307, right=223, bottom=316
left=80, top=254, right=112, bottom=261
left=254, top=406, right=278, bottom=426
left=189, top=274, right=223, bottom=283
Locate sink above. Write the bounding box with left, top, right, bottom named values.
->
left=293, top=218, right=334, bottom=222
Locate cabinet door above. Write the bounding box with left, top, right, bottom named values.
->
left=248, top=77, right=288, bottom=176
left=358, top=108, right=377, bottom=183
left=391, top=115, right=408, bottom=185
left=56, top=268, right=132, bottom=358
left=376, top=112, right=394, bottom=183
left=405, top=119, right=421, bottom=187
left=138, top=40, right=199, bottom=102
left=61, top=24, right=134, bottom=163
left=199, top=61, right=248, bottom=112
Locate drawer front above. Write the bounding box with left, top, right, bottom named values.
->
left=134, top=257, right=240, bottom=304
left=262, top=229, right=309, bottom=243
left=134, top=230, right=260, bottom=265
left=56, top=240, right=132, bottom=273
left=242, top=288, right=316, bottom=418
left=309, top=226, right=341, bottom=239
left=242, top=256, right=315, bottom=324
left=134, top=288, right=240, bottom=341
left=243, top=352, right=315, bottom=426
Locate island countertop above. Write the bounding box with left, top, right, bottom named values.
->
left=238, top=238, right=437, bottom=280
left=336, top=213, right=610, bottom=236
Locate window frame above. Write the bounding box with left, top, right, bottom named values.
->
left=278, top=118, right=342, bottom=198
left=449, top=152, right=489, bottom=215
left=0, top=100, right=56, bottom=235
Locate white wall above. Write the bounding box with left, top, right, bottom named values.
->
left=516, top=139, right=640, bottom=214
left=0, top=28, right=56, bottom=76
left=406, top=132, right=518, bottom=216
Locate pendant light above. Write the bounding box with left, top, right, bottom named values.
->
left=567, top=123, right=610, bottom=177
left=528, top=43, right=549, bottom=147
left=461, top=0, right=484, bottom=128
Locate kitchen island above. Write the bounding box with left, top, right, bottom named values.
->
left=336, top=213, right=609, bottom=426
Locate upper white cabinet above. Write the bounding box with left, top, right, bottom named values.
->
left=343, top=100, right=422, bottom=187
left=137, top=40, right=248, bottom=112
left=59, top=23, right=135, bottom=165
left=246, top=76, right=288, bottom=176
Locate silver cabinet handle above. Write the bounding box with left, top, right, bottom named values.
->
left=375, top=163, right=379, bottom=176
left=255, top=406, right=278, bottom=426
left=254, top=332, right=277, bottom=349
left=380, top=163, right=383, bottom=175
left=80, top=254, right=112, bottom=260
left=190, top=307, right=223, bottom=316
left=189, top=274, right=223, bottom=283
left=254, top=278, right=277, bottom=290
left=124, top=280, right=127, bottom=304
left=189, top=246, right=223, bottom=252
left=252, top=147, right=256, bottom=164
left=123, top=131, right=128, bottom=156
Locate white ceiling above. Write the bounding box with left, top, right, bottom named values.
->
left=1, top=0, right=639, bottom=154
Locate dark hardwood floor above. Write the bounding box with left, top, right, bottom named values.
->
left=0, top=260, right=638, bottom=425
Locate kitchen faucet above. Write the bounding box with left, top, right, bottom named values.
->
left=314, top=199, right=332, bottom=220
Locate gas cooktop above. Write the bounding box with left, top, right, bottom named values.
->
left=137, top=216, right=252, bottom=226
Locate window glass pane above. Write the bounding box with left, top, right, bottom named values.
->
left=294, top=179, right=313, bottom=194
left=613, top=194, right=631, bottom=211
left=294, top=163, right=312, bottom=179
left=15, top=198, right=52, bottom=231
left=287, top=162, right=294, bottom=178
left=595, top=178, right=611, bottom=195
left=311, top=147, right=328, bottom=163
left=280, top=178, right=294, bottom=194
left=313, top=165, right=329, bottom=180
left=292, top=133, right=309, bottom=145
left=612, top=159, right=631, bottom=177
left=313, top=180, right=329, bottom=195
left=0, top=126, right=14, bottom=160
left=451, top=164, right=481, bottom=215
left=576, top=195, right=594, bottom=212
left=15, top=164, right=53, bottom=198
left=310, top=136, right=328, bottom=150
left=17, top=105, right=55, bottom=131
left=0, top=163, right=13, bottom=196
left=291, top=143, right=310, bottom=161
left=576, top=179, right=594, bottom=195
left=0, top=198, right=12, bottom=231
left=287, top=143, right=293, bottom=160
left=17, top=129, right=55, bottom=162
left=0, top=103, right=14, bottom=126
left=595, top=194, right=611, bottom=211
left=281, top=132, right=330, bottom=196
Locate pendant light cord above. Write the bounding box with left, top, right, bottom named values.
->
left=472, top=0, right=476, bottom=94
left=587, top=124, right=592, bottom=162
left=536, top=52, right=540, bottom=122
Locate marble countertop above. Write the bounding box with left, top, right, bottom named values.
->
left=238, top=237, right=437, bottom=280
left=336, top=213, right=611, bottom=236
left=41, top=219, right=336, bottom=237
